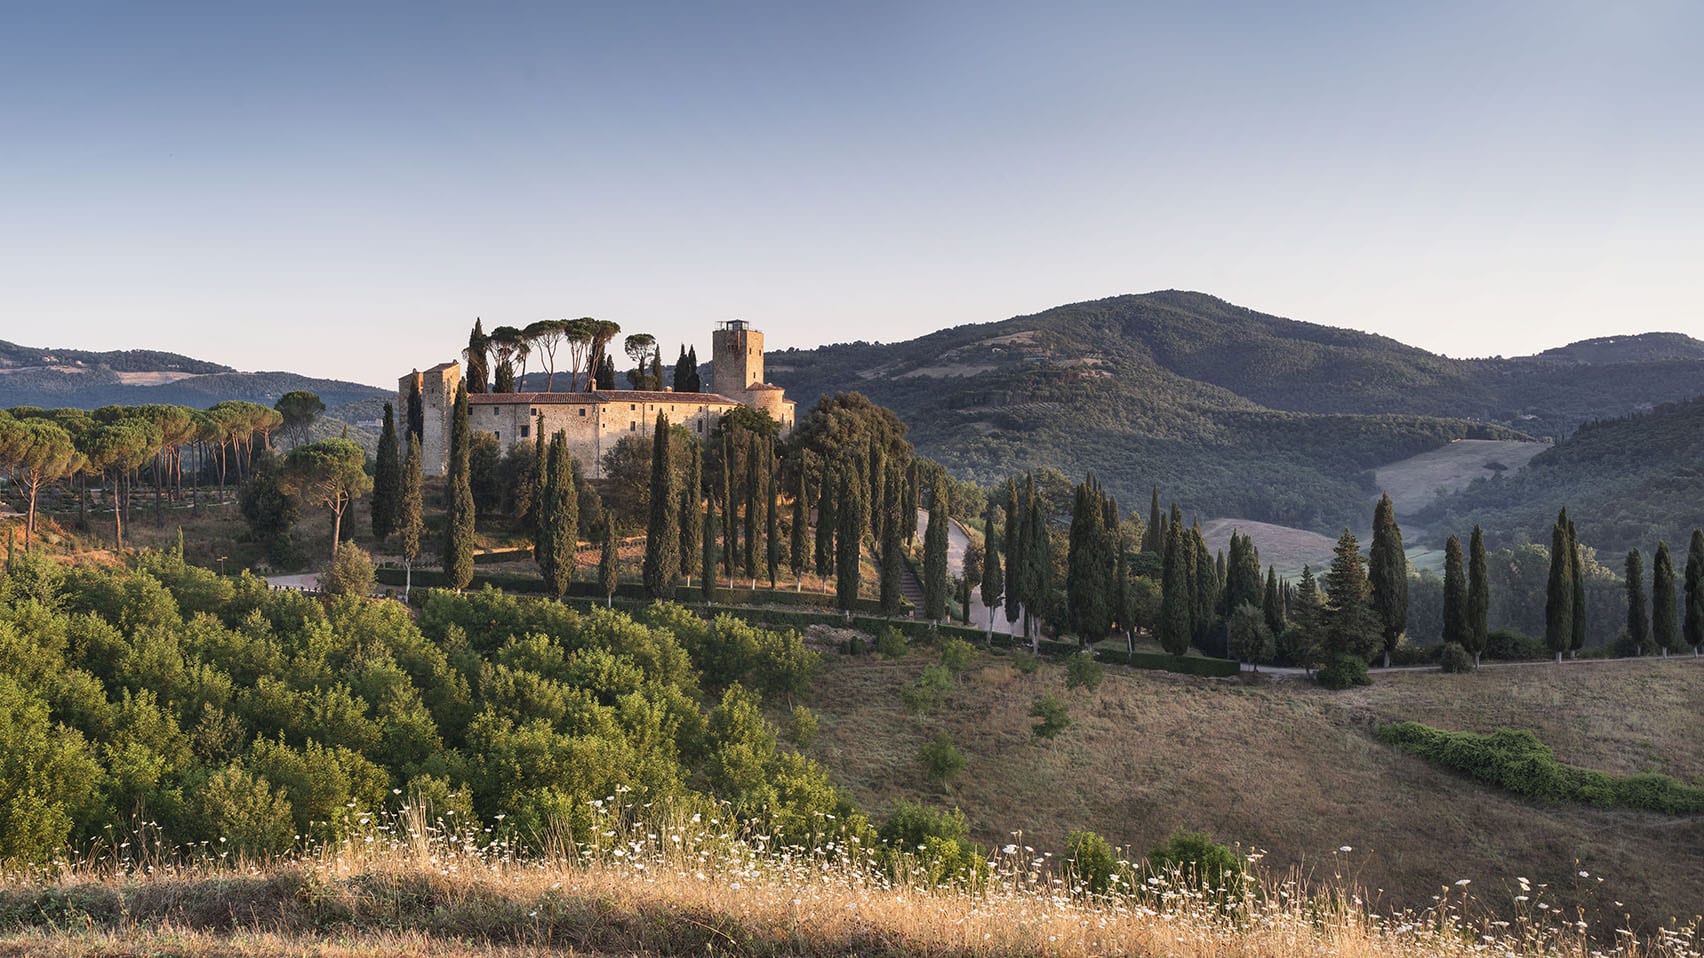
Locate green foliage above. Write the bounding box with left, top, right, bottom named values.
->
left=1226, top=603, right=1272, bottom=667
left=1144, top=828, right=1244, bottom=894
left=371, top=403, right=400, bottom=542
left=1010, top=651, right=1039, bottom=675
left=1316, top=653, right=1370, bottom=690
left=1378, top=722, right=1704, bottom=814
left=1438, top=642, right=1474, bottom=673
left=1322, top=530, right=1379, bottom=660
left=441, top=384, right=475, bottom=590
left=319, top=542, right=376, bottom=597
left=902, top=664, right=954, bottom=712
left=784, top=705, right=818, bottom=750
left=875, top=627, right=907, bottom=660
left=536, top=434, right=577, bottom=599
left=642, top=413, right=681, bottom=599
left=1027, top=692, right=1070, bottom=739
left=875, top=802, right=988, bottom=888
left=1064, top=652, right=1104, bottom=692
left=917, top=731, right=965, bottom=787
left=938, top=637, right=975, bottom=674
left=239, top=450, right=300, bottom=548
left=1065, top=829, right=1125, bottom=896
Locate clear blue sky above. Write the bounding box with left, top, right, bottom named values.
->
left=4, top=2, right=1700, bottom=384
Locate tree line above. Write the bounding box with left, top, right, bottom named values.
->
left=458, top=318, right=704, bottom=395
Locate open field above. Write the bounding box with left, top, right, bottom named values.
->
left=1199, top=518, right=1338, bottom=578
left=1374, top=439, right=1549, bottom=517
left=802, top=649, right=1704, bottom=934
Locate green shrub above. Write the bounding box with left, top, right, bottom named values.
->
left=319, top=543, right=376, bottom=597
left=938, top=637, right=975, bottom=673
left=1011, top=651, right=1040, bottom=675
left=1438, top=642, right=1474, bottom=673
left=875, top=627, right=908, bottom=659
left=194, top=766, right=296, bottom=858
left=1316, top=653, right=1370, bottom=690
left=876, top=802, right=988, bottom=888
left=1486, top=628, right=1546, bottom=661
left=839, top=635, right=868, bottom=656
left=917, top=731, right=965, bottom=787
left=1028, top=693, right=1070, bottom=739
left=785, top=706, right=819, bottom=750
left=1377, top=722, right=1704, bottom=814
left=1066, top=829, right=1125, bottom=896
left=902, top=664, right=954, bottom=712
left=1065, top=653, right=1105, bottom=692
left=1144, top=829, right=1244, bottom=895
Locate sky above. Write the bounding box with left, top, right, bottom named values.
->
left=3, top=1, right=1701, bottom=384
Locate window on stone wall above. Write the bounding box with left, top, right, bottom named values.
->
left=579, top=409, right=586, bottom=416
left=495, top=431, right=501, bottom=441
left=520, top=425, right=529, bottom=438
left=630, top=421, right=637, bottom=431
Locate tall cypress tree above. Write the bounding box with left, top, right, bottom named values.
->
left=1191, top=525, right=1217, bottom=647
left=923, top=483, right=950, bottom=623
left=1003, top=478, right=1023, bottom=630
left=981, top=509, right=1003, bottom=640
left=1685, top=529, right=1704, bottom=656
left=1568, top=519, right=1587, bottom=658
left=1467, top=525, right=1489, bottom=667
left=790, top=468, right=808, bottom=585
left=599, top=519, right=619, bottom=606
left=1654, top=541, right=1680, bottom=656
left=1021, top=477, right=1051, bottom=644
left=722, top=431, right=736, bottom=578
left=1263, top=566, right=1285, bottom=637
left=879, top=462, right=906, bottom=616
left=1368, top=493, right=1409, bottom=668
left=1442, top=534, right=1468, bottom=649
left=1065, top=477, right=1114, bottom=643
left=538, top=433, right=576, bottom=598
left=903, top=460, right=921, bottom=547
left=1143, top=485, right=1163, bottom=554
left=1544, top=510, right=1573, bottom=663
left=1159, top=518, right=1191, bottom=656
left=397, top=434, right=424, bottom=600
left=814, top=462, right=836, bottom=578
left=441, top=382, right=475, bottom=590
left=834, top=462, right=862, bottom=615
left=701, top=498, right=718, bottom=603
left=465, top=319, right=490, bottom=394
left=679, top=441, right=702, bottom=585
left=1322, top=529, right=1378, bottom=660
left=765, top=460, right=780, bottom=588
left=522, top=414, right=545, bottom=539
left=406, top=378, right=424, bottom=443
left=1626, top=548, right=1650, bottom=655
left=642, top=412, right=679, bottom=599
left=744, top=435, right=761, bottom=580
left=867, top=436, right=886, bottom=542
left=371, top=402, right=400, bottom=542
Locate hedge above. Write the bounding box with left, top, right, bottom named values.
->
left=1377, top=722, right=1704, bottom=814
left=375, top=567, right=887, bottom=613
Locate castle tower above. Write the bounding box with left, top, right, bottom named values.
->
left=398, top=361, right=461, bottom=477
left=711, top=320, right=763, bottom=398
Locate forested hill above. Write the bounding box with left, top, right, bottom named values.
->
left=0, top=340, right=389, bottom=412
left=768, top=292, right=1704, bottom=534
left=1417, top=396, right=1704, bottom=555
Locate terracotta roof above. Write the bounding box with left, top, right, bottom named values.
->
left=745, top=383, right=784, bottom=392
left=424, top=361, right=459, bottom=374
left=469, top=389, right=744, bottom=405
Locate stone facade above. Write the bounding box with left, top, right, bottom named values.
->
left=402, top=321, right=797, bottom=478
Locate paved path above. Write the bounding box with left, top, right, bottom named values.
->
left=264, top=573, right=320, bottom=591
left=917, top=509, right=1020, bottom=637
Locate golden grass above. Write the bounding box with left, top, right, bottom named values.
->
left=3, top=803, right=1697, bottom=957
left=803, top=649, right=1704, bottom=937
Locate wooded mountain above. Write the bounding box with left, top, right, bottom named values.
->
left=0, top=339, right=388, bottom=412
left=768, top=291, right=1704, bottom=534
left=1418, top=396, right=1704, bottom=555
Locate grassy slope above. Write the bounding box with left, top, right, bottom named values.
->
left=801, top=649, right=1704, bottom=932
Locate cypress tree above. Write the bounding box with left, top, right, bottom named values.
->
left=1191, top=525, right=1217, bottom=647
left=814, top=462, right=835, bottom=578
left=867, top=436, right=885, bottom=542
left=1568, top=519, right=1587, bottom=657
left=981, top=510, right=1003, bottom=640
left=834, top=463, right=862, bottom=615
left=1143, top=485, right=1162, bottom=554
left=1442, top=534, right=1468, bottom=649
left=904, top=460, right=921, bottom=547
left=1685, top=529, right=1704, bottom=656
left=673, top=346, right=692, bottom=392
left=679, top=441, right=702, bottom=585
left=1065, top=477, right=1114, bottom=643
left=1654, top=541, right=1680, bottom=656
left=538, top=433, right=576, bottom=598
left=1322, top=529, right=1379, bottom=660
left=923, top=483, right=950, bottom=623
left=397, top=434, right=424, bottom=600
left=406, top=378, right=424, bottom=443
left=1544, top=510, right=1573, bottom=663
left=744, top=434, right=760, bottom=580
left=1021, top=477, right=1051, bottom=644
left=522, top=413, right=545, bottom=539
left=599, top=519, right=619, bottom=606
left=1626, top=548, right=1650, bottom=655
left=879, top=462, right=906, bottom=616
left=701, top=497, right=718, bottom=603
left=465, top=319, right=490, bottom=394
left=1003, top=478, right=1023, bottom=629
left=1368, top=493, right=1409, bottom=668
left=1263, top=566, right=1285, bottom=637
left=685, top=346, right=701, bottom=392
left=1159, top=517, right=1191, bottom=656
left=790, top=467, right=808, bottom=585
left=441, top=382, right=475, bottom=590
left=722, top=431, right=736, bottom=578
left=765, top=460, right=780, bottom=588
left=642, top=412, right=679, bottom=599
left=1467, top=525, right=1489, bottom=667
left=371, top=402, right=400, bottom=542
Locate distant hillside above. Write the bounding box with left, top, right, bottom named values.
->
left=1536, top=332, right=1704, bottom=365
left=0, top=340, right=388, bottom=413
left=769, top=292, right=1704, bottom=534
left=1416, top=396, right=1704, bottom=555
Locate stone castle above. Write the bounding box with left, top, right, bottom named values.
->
left=401, top=320, right=796, bottom=479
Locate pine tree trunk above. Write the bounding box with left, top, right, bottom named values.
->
left=1555, top=651, right=1562, bottom=664
left=1383, top=651, right=1390, bottom=669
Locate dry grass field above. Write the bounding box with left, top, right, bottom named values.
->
left=1373, top=439, right=1549, bottom=517
left=802, top=648, right=1704, bottom=935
